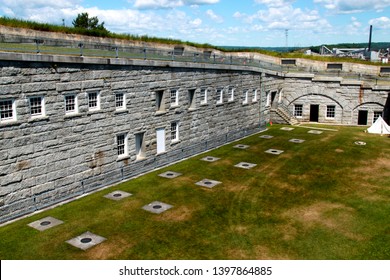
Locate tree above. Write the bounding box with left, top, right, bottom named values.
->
left=72, top=12, right=107, bottom=32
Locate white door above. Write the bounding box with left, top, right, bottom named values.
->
left=156, top=128, right=166, bottom=154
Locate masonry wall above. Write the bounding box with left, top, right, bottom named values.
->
left=280, top=77, right=390, bottom=125
left=0, top=58, right=268, bottom=223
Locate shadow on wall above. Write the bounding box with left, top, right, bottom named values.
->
left=385, top=93, right=390, bottom=124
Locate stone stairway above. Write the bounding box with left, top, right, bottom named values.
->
left=271, top=106, right=299, bottom=125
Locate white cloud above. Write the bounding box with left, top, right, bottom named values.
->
left=206, top=9, right=223, bottom=23
left=132, top=0, right=219, bottom=9
left=314, top=0, right=390, bottom=13
left=254, top=0, right=295, bottom=7
left=369, top=17, right=390, bottom=29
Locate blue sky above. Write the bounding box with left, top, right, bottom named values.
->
left=1, top=0, right=390, bottom=47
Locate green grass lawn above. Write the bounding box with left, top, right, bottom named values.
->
left=0, top=124, right=389, bottom=260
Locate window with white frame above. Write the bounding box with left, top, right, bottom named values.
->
left=243, top=89, right=249, bottom=105
left=117, top=133, right=128, bottom=157
left=115, top=93, right=126, bottom=110
left=216, top=88, right=223, bottom=104
left=252, top=89, right=258, bottom=102
left=200, top=88, right=208, bottom=104
left=326, top=105, right=335, bottom=119
left=64, top=94, right=78, bottom=115
left=228, top=87, right=235, bottom=102
left=171, top=121, right=179, bottom=142
left=170, top=89, right=179, bottom=107
left=29, top=96, right=45, bottom=118
left=88, top=91, right=100, bottom=111
left=294, top=104, right=303, bottom=117
left=0, top=99, right=16, bottom=122
left=373, top=111, right=382, bottom=123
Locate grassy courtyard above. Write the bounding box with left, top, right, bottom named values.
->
left=0, top=124, right=389, bottom=260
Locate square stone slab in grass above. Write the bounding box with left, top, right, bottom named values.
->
left=142, top=201, right=173, bottom=214
left=104, top=190, right=132, bottom=201
left=265, top=149, right=284, bottom=155
left=158, top=171, right=182, bottom=179
left=234, top=144, right=250, bottom=149
left=201, top=156, right=221, bottom=162
left=308, top=130, right=323, bottom=134
left=66, top=231, right=106, bottom=251
left=195, top=179, right=222, bottom=189
left=28, top=216, right=64, bottom=231
left=280, top=127, right=295, bottom=131
left=234, top=162, right=257, bottom=169
left=289, top=138, right=305, bottom=144
left=260, top=135, right=274, bottom=139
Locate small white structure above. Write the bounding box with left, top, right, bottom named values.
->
left=367, top=116, right=390, bottom=135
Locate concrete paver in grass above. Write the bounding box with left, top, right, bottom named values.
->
left=158, top=171, right=182, bottom=179
left=195, top=179, right=222, bottom=189
left=104, top=190, right=132, bottom=201
left=280, top=127, right=295, bottom=131
left=308, top=130, right=323, bottom=134
left=66, top=231, right=106, bottom=251
left=259, top=135, right=274, bottom=139
left=265, top=149, right=284, bottom=155
left=234, top=162, right=257, bottom=169
left=28, top=216, right=64, bottom=231
left=355, top=141, right=366, bottom=146
left=234, top=144, right=250, bottom=149
left=289, top=138, right=305, bottom=144
left=142, top=201, right=173, bottom=214
left=201, top=156, right=221, bottom=162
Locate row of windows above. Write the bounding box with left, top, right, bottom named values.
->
left=117, top=121, right=179, bottom=159
left=1, top=87, right=258, bottom=123
left=293, top=104, right=336, bottom=119
left=0, top=92, right=105, bottom=123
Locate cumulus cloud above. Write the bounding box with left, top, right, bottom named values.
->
left=369, top=17, right=390, bottom=29
left=244, top=5, right=331, bottom=32
left=254, top=0, right=295, bottom=8
left=132, top=0, right=219, bottom=9
left=314, top=0, right=390, bottom=13
left=206, top=9, right=223, bottom=23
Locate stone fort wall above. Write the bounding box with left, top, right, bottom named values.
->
left=0, top=51, right=389, bottom=223
left=0, top=54, right=269, bottom=223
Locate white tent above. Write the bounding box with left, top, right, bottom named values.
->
left=367, top=116, right=390, bottom=135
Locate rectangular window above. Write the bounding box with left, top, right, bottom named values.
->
left=373, top=111, right=382, bottom=123
left=266, top=92, right=271, bottom=107
left=243, top=89, right=249, bottom=105
left=156, top=90, right=165, bottom=112
left=135, top=132, right=146, bottom=160
left=64, top=94, right=78, bottom=114
left=228, top=87, right=234, bottom=102
left=200, top=88, right=208, bottom=104
left=170, top=89, right=179, bottom=107
left=294, top=104, right=303, bottom=117
left=253, top=89, right=258, bottom=102
left=29, top=96, right=45, bottom=117
left=326, top=105, right=335, bottom=119
left=88, top=92, right=100, bottom=111
left=188, top=89, right=196, bottom=109
left=117, top=134, right=128, bottom=157
left=216, top=88, right=223, bottom=104
left=171, top=121, right=179, bottom=142
left=115, top=93, right=125, bottom=110
left=0, top=99, right=16, bottom=122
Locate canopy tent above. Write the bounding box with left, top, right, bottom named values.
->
left=367, top=116, right=390, bottom=135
